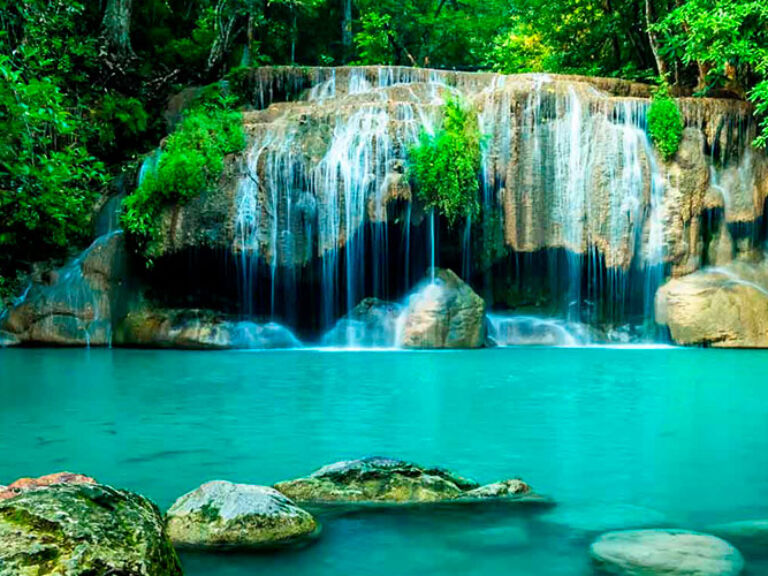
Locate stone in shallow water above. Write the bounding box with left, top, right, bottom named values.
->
left=401, top=269, right=486, bottom=349
left=274, top=457, right=542, bottom=505
left=0, top=483, right=181, bottom=576
left=590, top=529, right=744, bottom=575
left=166, top=480, right=318, bottom=550
left=322, top=297, right=403, bottom=347
left=710, top=519, right=768, bottom=553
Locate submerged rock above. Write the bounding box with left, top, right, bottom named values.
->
left=0, top=483, right=181, bottom=575
left=590, top=529, right=744, bottom=575
left=166, top=480, right=318, bottom=550
left=114, top=307, right=301, bottom=349
left=655, top=261, right=768, bottom=347
left=401, top=269, right=486, bottom=349
left=274, top=457, right=542, bottom=505
left=0, top=471, right=96, bottom=500
left=710, top=519, right=768, bottom=553
left=322, top=297, right=404, bottom=347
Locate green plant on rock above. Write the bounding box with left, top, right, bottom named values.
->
left=121, top=95, right=245, bottom=263
left=647, top=82, right=684, bottom=161
left=409, top=96, right=481, bottom=226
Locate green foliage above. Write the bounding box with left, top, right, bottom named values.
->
left=486, top=24, right=553, bottom=74
left=354, top=13, right=395, bottom=65
left=647, top=84, right=684, bottom=160
left=410, top=97, right=481, bottom=226
left=121, top=97, right=246, bottom=262
left=0, top=3, right=107, bottom=274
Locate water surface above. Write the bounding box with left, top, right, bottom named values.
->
left=2, top=348, right=767, bottom=574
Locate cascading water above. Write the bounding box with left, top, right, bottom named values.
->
left=223, top=67, right=766, bottom=347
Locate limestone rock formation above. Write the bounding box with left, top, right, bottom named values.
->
left=0, top=472, right=96, bottom=501
left=274, top=457, right=542, bottom=505
left=590, top=529, right=744, bottom=575
left=0, top=232, right=126, bottom=346
left=401, top=269, right=486, bottom=348
left=322, top=297, right=403, bottom=347
left=655, top=261, right=768, bottom=347
left=0, top=483, right=181, bottom=576
left=166, top=480, right=318, bottom=550
left=114, top=307, right=301, bottom=349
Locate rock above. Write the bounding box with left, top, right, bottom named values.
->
left=0, top=483, right=181, bottom=575
left=114, top=307, right=301, bottom=349
left=0, top=330, right=19, bottom=347
left=322, top=297, right=403, bottom=347
left=590, top=529, right=744, bottom=575
left=274, top=457, right=541, bottom=505
left=710, top=519, right=768, bottom=552
left=0, top=232, right=126, bottom=347
left=401, top=269, right=486, bottom=348
left=656, top=261, right=768, bottom=347
left=0, top=471, right=96, bottom=500
left=166, top=480, right=318, bottom=550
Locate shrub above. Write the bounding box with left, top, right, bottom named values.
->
left=409, top=96, right=481, bottom=226
left=647, top=83, right=684, bottom=161
left=121, top=96, right=245, bottom=263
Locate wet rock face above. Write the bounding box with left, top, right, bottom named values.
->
left=401, top=269, right=486, bottom=349
left=655, top=260, right=768, bottom=347
left=149, top=69, right=766, bottom=278
left=114, top=306, right=301, bottom=349
left=0, top=232, right=126, bottom=346
left=590, top=529, right=744, bottom=575
left=0, top=483, right=182, bottom=576
left=166, top=480, right=318, bottom=550
left=274, top=457, right=539, bottom=505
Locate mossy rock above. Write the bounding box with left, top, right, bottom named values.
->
left=0, top=483, right=182, bottom=576
left=274, top=457, right=545, bottom=506
left=166, top=481, right=318, bottom=550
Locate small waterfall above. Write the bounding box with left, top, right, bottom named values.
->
left=486, top=314, right=590, bottom=347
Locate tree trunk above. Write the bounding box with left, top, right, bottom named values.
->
left=101, top=0, right=134, bottom=59
left=341, top=0, right=352, bottom=62
left=207, top=0, right=238, bottom=74
left=645, top=0, right=669, bottom=78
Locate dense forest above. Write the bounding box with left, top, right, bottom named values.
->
left=0, top=0, right=767, bottom=297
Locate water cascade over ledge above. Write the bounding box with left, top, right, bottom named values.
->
left=3, top=66, right=768, bottom=348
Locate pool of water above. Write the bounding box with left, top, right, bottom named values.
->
left=1, top=348, right=767, bottom=574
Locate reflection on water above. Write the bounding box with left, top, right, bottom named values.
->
left=1, top=348, right=767, bottom=575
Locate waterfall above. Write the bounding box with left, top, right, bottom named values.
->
left=223, top=67, right=765, bottom=346
left=486, top=314, right=590, bottom=347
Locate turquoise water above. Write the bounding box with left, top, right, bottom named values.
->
left=1, top=348, right=768, bottom=574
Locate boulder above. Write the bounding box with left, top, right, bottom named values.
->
left=655, top=261, right=768, bottom=347
left=0, top=483, right=181, bottom=575
left=590, top=529, right=744, bottom=575
left=114, top=307, right=301, bottom=349
left=710, top=519, right=768, bottom=553
left=401, top=269, right=486, bottom=348
left=274, top=457, right=542, bottom=505
left=166, top=480, right=318, bottom=550
left=322, top=297, right=404, bottom=347
left=0, top=471, right=96, bottom=500
left=0, top=232, right=125, bottom=347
